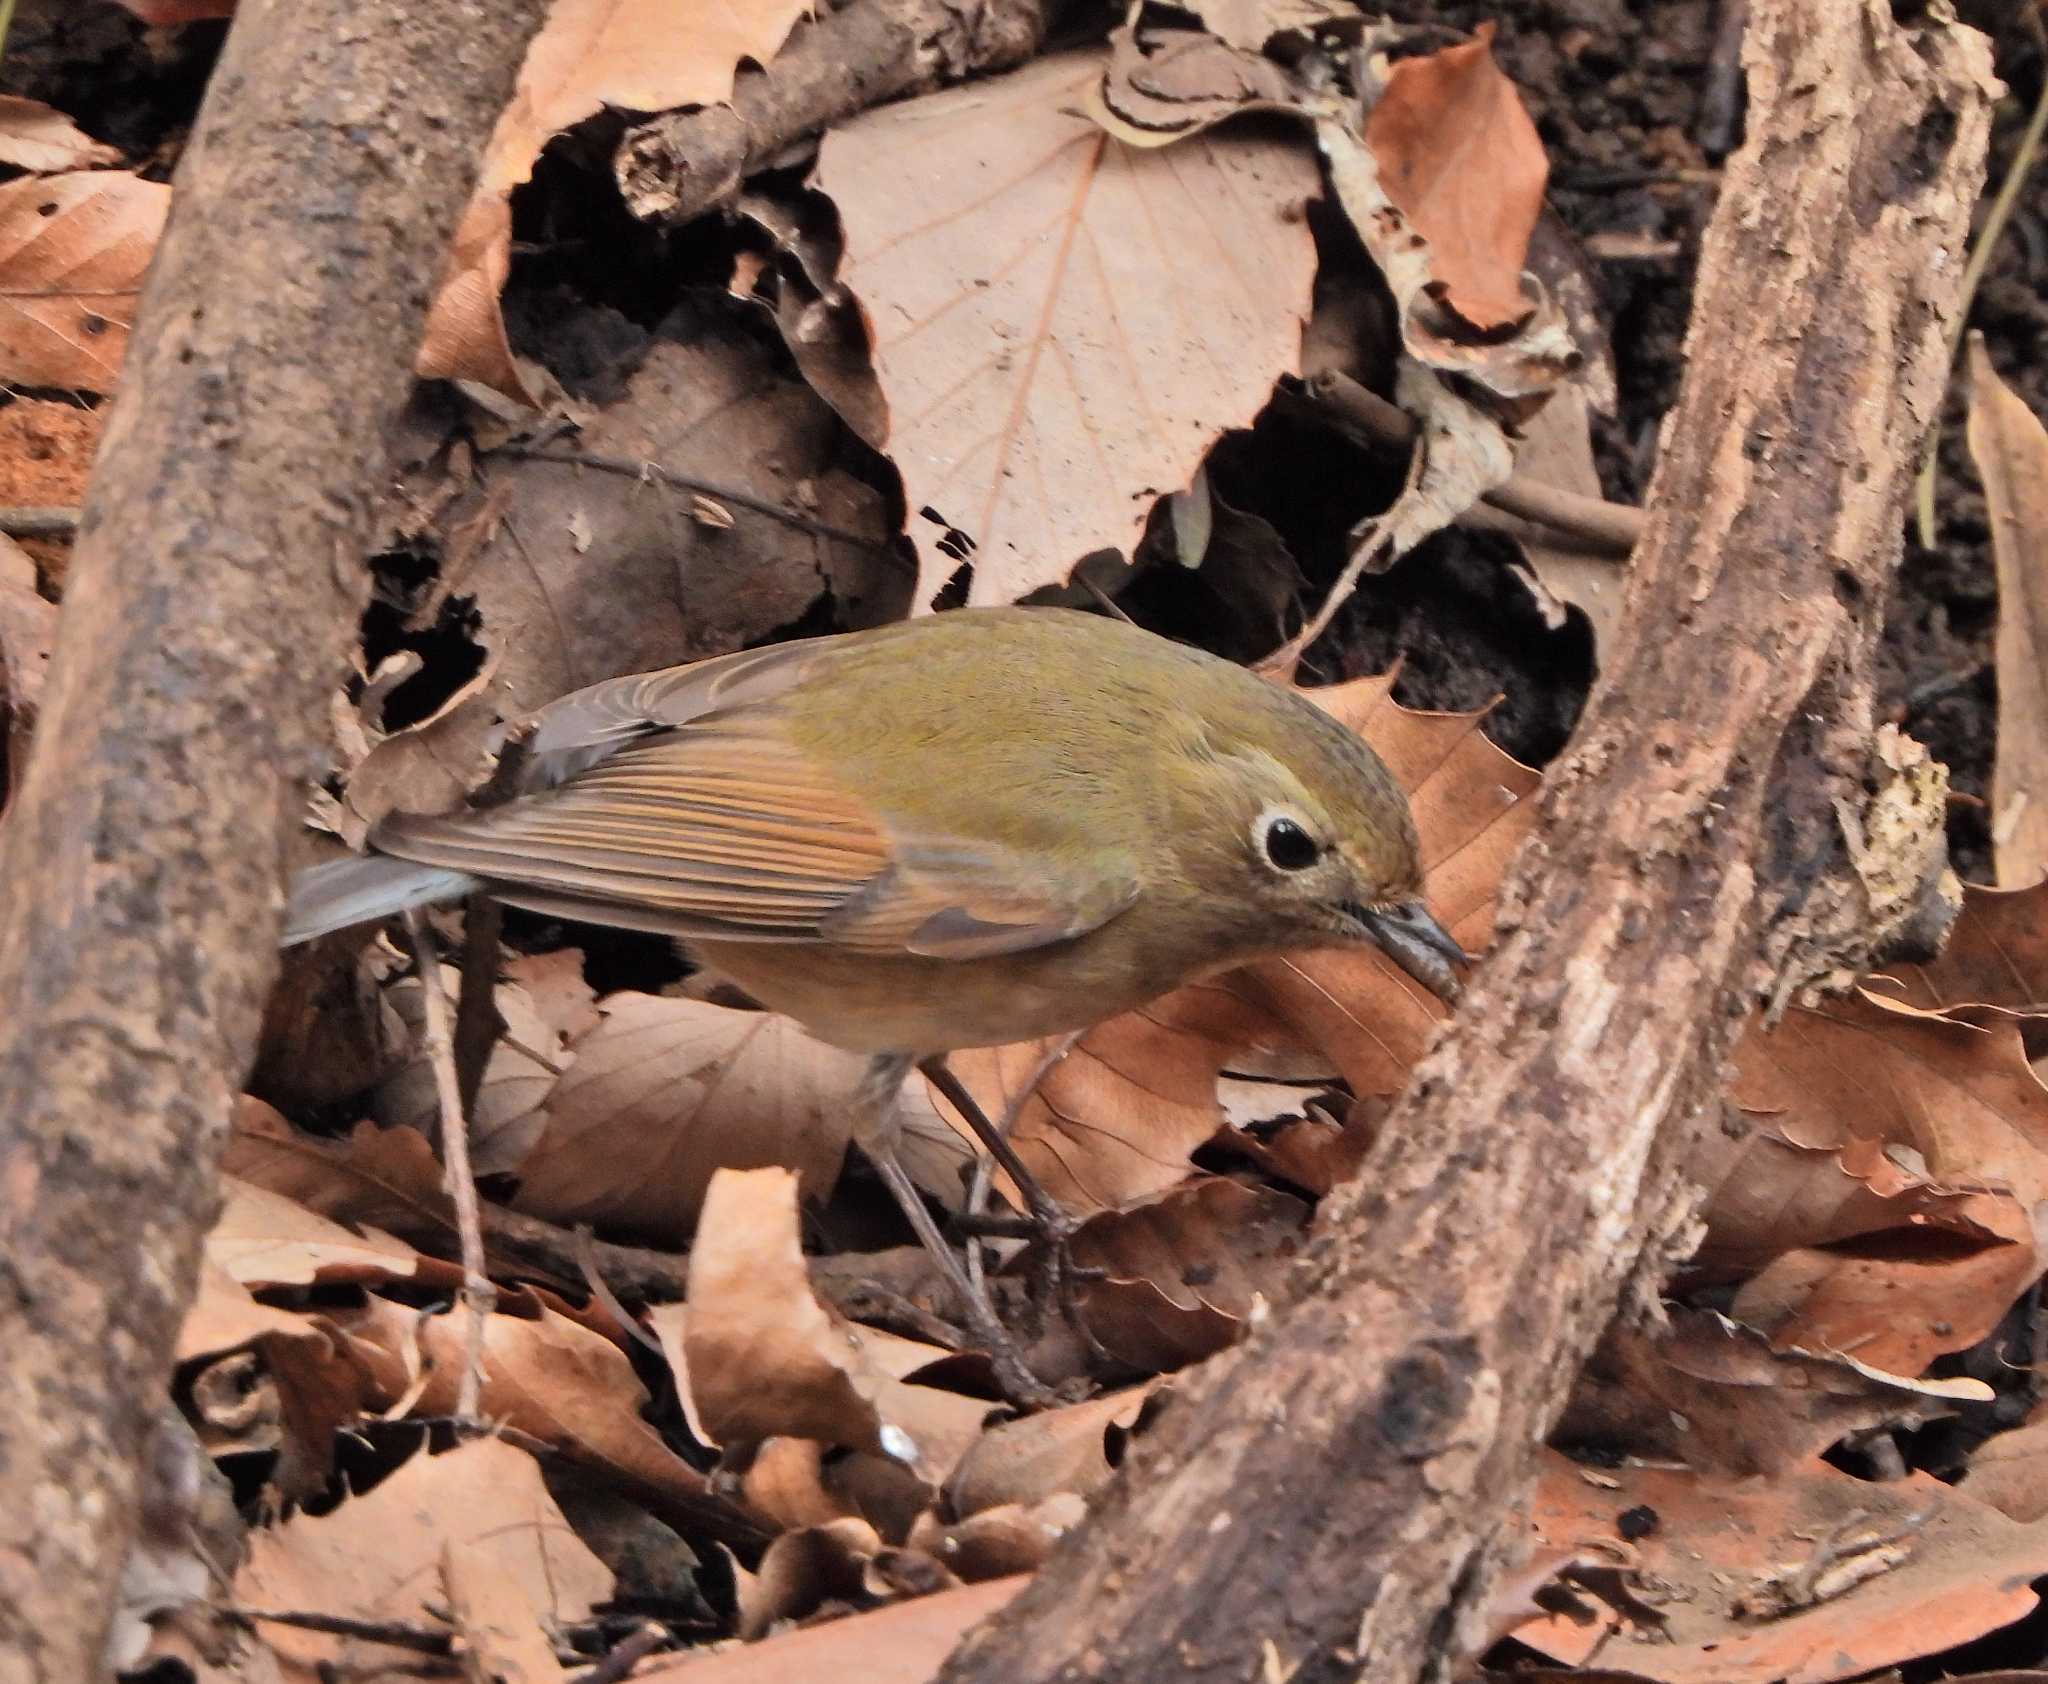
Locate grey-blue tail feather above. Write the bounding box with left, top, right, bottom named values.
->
left=282, top=855, right=479, bottom=946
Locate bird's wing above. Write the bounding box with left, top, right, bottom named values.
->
left=510, top=635, right=849, bottom=790
left=372, top=709, right=1137, bottom=957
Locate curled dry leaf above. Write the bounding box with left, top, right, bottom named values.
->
left=225, top=1097, right=453, bottom=1237
left=0, top=96, right=121, bottom=174
left=1516, top=1452, right=2048, bottom=1684
left=418, top=0, right=815, bottom=398
left=1362, top=27, right=1547, bottom=333
left=946, top=1382, right=1165, bottom=1518
left=1050, top=1177, right=1309, bottom=1369
left=671, top=1168, right=993, bottom=1480
left=512, top=992, right=869, bottom=1244
left=907, top=1492, right=1087, bottom=1581
left=1966, top=336, right=2048, bottom=886
left=738, top=1517, right=962, bottom=1640
left=0, top=170, right=169, bottom=392
left=817, top=48, right=1319, bottom=608
left=1728, top=1189, right=2038, bottom=1375
left=205, top=1175, right=418, bottom=1291
left=234, top=1438, right=611, bottom=1676
left=940, top=975, right=1312, bottom=1215
left=328, top=1292, right=746, bottom=1536
left=1566, top=1308, right=1994, bottom=1479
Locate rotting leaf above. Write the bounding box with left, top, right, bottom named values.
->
left=1965, top=336, right=2048, bottom=887
left=0, top=170, right=169, bottom=392
left=817, top=48, right=1318, bottom=609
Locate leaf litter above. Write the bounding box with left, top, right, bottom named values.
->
left=18, top=8, right=2048, bottom=1682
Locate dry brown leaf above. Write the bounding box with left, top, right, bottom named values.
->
left=207, top=1175, right=419, bottom=1290
left=0, top=96, right=120, bottom=173
left=817, top=48, right=1318, bottom=608
left=1732, top=991, right=2048, bottom=1205
left=1515, top=1452, right=2048, bottom=1683
left=671, top=1168, right=991, bottom=1479
left=1464, top=383, right=1628, bottom=649
left=906, top=1492, right=1086, bottom=1581
left=946, top=1383, right=1164, bottom=1517
left=506, top=946, right=602, bottom=1040
left=349, top=333, right=888, bottom=830
left=327, top=1292, right=745, bottom=1534
left=1871, top=877, right=2048, bottom=1023
left=942, top=974, right=1312, bottom=1215
left=1694, top=1127, right=2002, bottom=1269
left=1728, top=1189, right=2038, bottom=1374
left=511, top=992, right=867, bottom=1244
left=1216, top=1093, right=1381, bottom=1195
left=376, top=965, right=562, bottom=1175
left=442, top=1532, right=570, bottom=1684
left=1963, top=1401, right=2048, bottom=1523
left=418, top=0, right=814, bottom=397
left=1966, top=336, right=2048, bottom=885
left=633, top=1575, right=1026, bottom=1682
left=0, top=170, right=168, bottom=392
left=235, top=1437, right=611, bottom=1675
left=1564, top=1308, right=1994, bottom=1479
left=1054, top=1177, right=1309, bottom=1369
left=225, top=1098, right=454, bottom=1236
left=737, top=1517, right=963, bottom=1640
left=1363, top=28, right=1546, bottom=332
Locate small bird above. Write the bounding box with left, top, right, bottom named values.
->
left=286, top=607, right=1463, bottom=1394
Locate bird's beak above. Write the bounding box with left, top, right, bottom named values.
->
left=1352, top=899, right=1469, bottom=1003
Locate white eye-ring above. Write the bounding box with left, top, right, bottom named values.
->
left=1254, top=807, right=1321, bottom=872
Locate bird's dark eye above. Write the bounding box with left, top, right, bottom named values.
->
left=1261, top=816, right=1320, bottom=871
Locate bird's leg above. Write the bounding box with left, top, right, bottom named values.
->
left=917, top=1056, right=1075, bottom=1244
left=916, top=1056, right=1105, bottom=1353
left=853, top=1053, right=1054, bottom=1409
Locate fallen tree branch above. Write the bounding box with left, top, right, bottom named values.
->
left=615, top=0, right=1051, bottom=227
left=934, top=4, right=1993, bottom=1682
left=0, top=3, right=549, bottom=1676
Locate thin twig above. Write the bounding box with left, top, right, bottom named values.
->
left=221, top=1605, right=451, bottom=1655
left=574, top=1621, right=668, bottom=1684
left=0, top=506, right=80, bottom=539
left=490, top=445, right=895, bottom=552
left=1915, top=17, right=2048, bottom=546
left=403, top=910, right=495, bottom=1422
left=1308, top=370, right=1643, bottom=558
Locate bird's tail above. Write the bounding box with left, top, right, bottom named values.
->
left=282, top=856, right=479, bottom=946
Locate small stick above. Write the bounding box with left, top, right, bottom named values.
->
left=453, top=893, right=504, bottom=1116
left=1309, top=371, right=1643, bottom=558
left=403, top=910, right=495, bottom=1423
left=0, top=506, right=81, bottom=539
left=576, top=1622, right=667, bottom=1683
left=489, top=445, right=894, bottom=553
left=221, top=1605, right=450, bottom=1655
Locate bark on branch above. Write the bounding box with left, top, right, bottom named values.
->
left=934, top=5, right=1994, bottom=1681
left=0, top=4, right=549, bottom=1677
